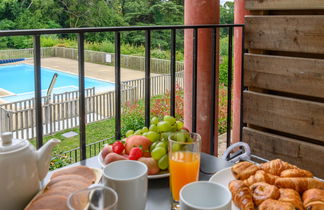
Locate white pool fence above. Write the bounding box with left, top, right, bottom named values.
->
left=0, top=72, right=184, bottom=139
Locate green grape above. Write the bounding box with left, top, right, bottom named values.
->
left=161, top=132, right=169, bottom=141
left=161, top=132, right=175, bottom=141
left=170, top=124, right=178, bottom=132
left=179, top=129, right=191, bottom=141
left=156, top=141, right=167, bottom=150
left=149, top=124, right=158, bottom=132
left=180, top=129, right=189, bottom=133
left=125, top=130, right=134, bottom=137
left=175, top=132, right=186, bottom=142
left=157, top=121, right=172, bottom=132
left=162, top=138, right=168, bottom=146
left=142, top=127, right=149, bottom=133
left=151, top=117, right=159, bottom=125
left=176, top=121, right=184, bottom=130
left=151, top=147, right=166, bottom=160
left=150, top=141, right=159, bottom=152
left=172, top=143, right=182, bottom=152
left=158, top=154, right=169, bottom=170
left=134, top=129, right=143, bottom=135
left=163, top=115, right=176, bottom=125
left=143, top=131, right=160, bottom=142
left=187, top=136, right=194, bottom=142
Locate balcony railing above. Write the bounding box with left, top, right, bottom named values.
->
left=0, top=24, right=244, bottom=161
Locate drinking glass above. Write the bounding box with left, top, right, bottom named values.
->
left=67, top=185, right=118, bottom=210
left=168, top=132, right=201, bottom=209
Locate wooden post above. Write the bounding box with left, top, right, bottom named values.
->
left=184, top=0, right=220, bottom=154
left=232, top=0, right=250, bottom=144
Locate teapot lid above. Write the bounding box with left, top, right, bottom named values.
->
left=0, top=132, right=28, bottom=153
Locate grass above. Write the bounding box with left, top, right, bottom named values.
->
left=30, top=118, right=116, bottom=155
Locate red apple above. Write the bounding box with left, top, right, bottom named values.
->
left=125, top=135, right=152, bottom=157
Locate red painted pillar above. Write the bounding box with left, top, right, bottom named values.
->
left=232, top=0, right=250, bottom=143
left=184, top=0, right=220, bottom=154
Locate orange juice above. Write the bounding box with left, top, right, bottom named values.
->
left=169, top=151, right=200, bottom=201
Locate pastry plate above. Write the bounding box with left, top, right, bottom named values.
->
left=209, top=167, right=239, bottom=210
left=98, top=151, right=169, bottom=179
left=25, top=167, right=102, bottom=209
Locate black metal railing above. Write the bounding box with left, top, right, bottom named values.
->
left=0, top=24, right=244, bottom=160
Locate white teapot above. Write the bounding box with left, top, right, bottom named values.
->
left=0, top=132, right=60, bottom=210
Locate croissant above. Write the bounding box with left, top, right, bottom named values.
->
left=244, top=170, right=278, bottom=186
left=259, top=199, right=296, bottom=210
left=231, top=161, right=259, bottom=180
left=275, top=178, right=324, bottom=193
left=250, top=182, right=280, bottom=206
left=302, top=189, right=324, bottom=210
left=228, top=180, right=254, bottom=210
left=260, top=159, right=297, bottom=176
left=280, top=169, right=313, bottom=178
left=279, top=188, right=304, bottom=210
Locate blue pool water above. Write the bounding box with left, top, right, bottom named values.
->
left=0, top=64, right=114, bottom=102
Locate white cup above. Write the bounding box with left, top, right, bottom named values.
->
left=102, top=160, right=148, bottom=210
left=180, top=181, right=232, bottom=210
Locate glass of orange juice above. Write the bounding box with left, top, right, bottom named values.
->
left=168, top=132, right=201, bottom=209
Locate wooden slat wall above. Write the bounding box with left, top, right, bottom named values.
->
left=243, top=91, right=324, bottom=142
left=244, top=54, right=324, bottom=98
left=243, top=1, right=324, bottom=177
left=243, top=128, right=324, bottom=177
left=246, top=0, right=324, bottom=10
left=245, top=16, right=324, bottom=54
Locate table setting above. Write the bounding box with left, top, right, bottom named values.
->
left=0, top=115, right=323, bottom=210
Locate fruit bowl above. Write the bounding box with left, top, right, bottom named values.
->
left=97, top=151, right=169, bottom=179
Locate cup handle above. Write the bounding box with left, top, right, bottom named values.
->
left=88, top=183, right=105, bottom=189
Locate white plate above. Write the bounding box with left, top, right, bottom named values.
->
left=209, top=167, right=239, bottom=210
left=98, top=151, right=169, bottom=179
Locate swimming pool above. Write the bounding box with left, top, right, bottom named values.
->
left=0, top=64, right=114, bottom=102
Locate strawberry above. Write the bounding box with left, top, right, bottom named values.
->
left=112, top=141, right=125, bottom=154
left=129, top=147, right=143, bottom=160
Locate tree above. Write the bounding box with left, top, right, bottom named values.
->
left=220, top=1, right=234, bottom=37
left=150, top=1, right=183, bottom=25
left=220, top=1, right=234, bottom=24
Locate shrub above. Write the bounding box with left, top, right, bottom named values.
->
left=151, top=84, right=184, bottom=120
left=50, top=153, right=73, bottom=171
left=121, top=102, right=145, bottom=136
left=38, top=37, right=185, bottom=61
left=219, top=56, right=229, bottom=86
left=41, top=36, right=60, bottom=47
left=218, top=85, right=228, bottom=134
left=220, top=36, right=229, bottom=56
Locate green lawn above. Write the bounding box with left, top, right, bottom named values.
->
left=31, top=118, right=116, bottom=155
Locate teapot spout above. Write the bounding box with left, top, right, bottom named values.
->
left=36, top=138, right=60, bottom=180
